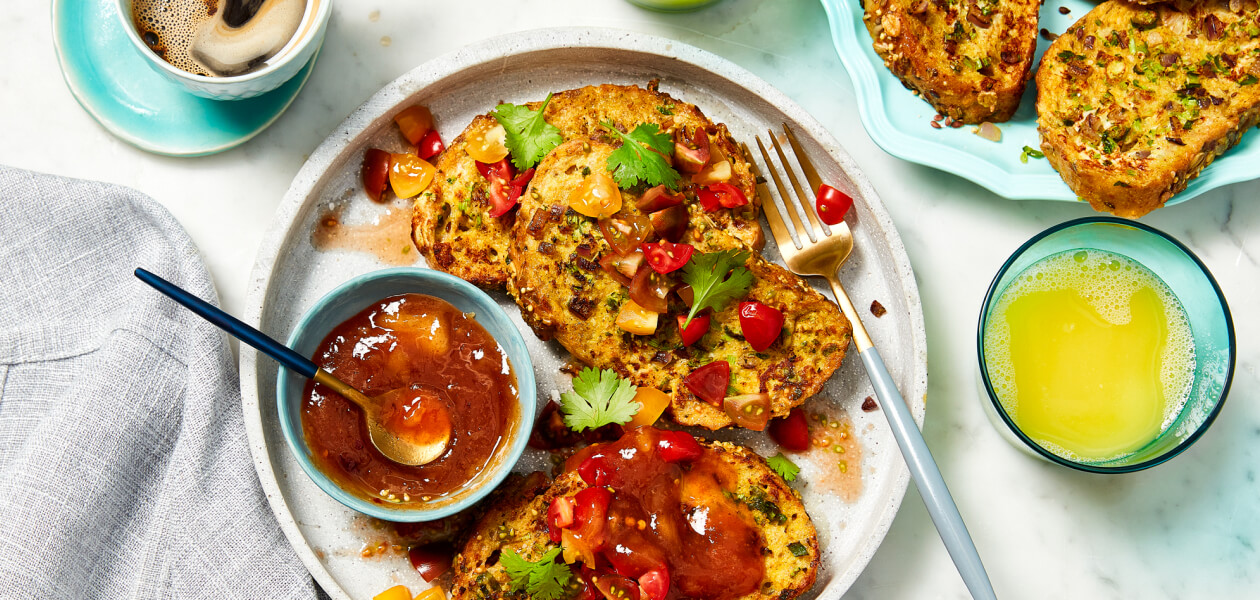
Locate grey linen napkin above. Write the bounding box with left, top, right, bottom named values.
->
left=0, top=166, right=316, bottom=599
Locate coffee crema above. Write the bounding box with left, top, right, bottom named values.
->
left=131, top=0, right=310, bottom=77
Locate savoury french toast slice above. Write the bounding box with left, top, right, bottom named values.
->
left=449, top=431, right=819, bottom=600
left=413, top=84, right=763, bottom=288
left=508, top=141, right=850, bottom=430
left=1037, top=0, right=1260, bottom=217
left=863, top=0, right=1042, bottom=123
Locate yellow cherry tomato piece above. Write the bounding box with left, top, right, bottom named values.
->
left=394, top=105, right=434, bottom=146
left=691, top=159, right=732, bottom=185
left=562, top=529, right=597, bottom=566
left=374, top=585, right=413, bottom=600
left=414, top=587, right=446, bottom=600
left=568, top=171, right=622, bottom=219
left=389, top=153, right=437, bottom=199
left=466, top=123, right=510, bottom=163
left=626, top=387, right=671, bottom=428
left=616, top=299, right=659, bottom=335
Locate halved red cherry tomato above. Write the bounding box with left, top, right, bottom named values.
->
left=571, top=487, right=613, bottom=551
left=739, top=301, right=784, bottom=352
left=642, top=241, right=693, bottom=274
left=674, top=128, right=711, bottom=174
left=488, top=178, right=522, bottom=217
left=407, top=542, right=454, bottom=582
left=684, top=361, right=730, bottom=407
left=656, top=430, right=703, bottom=463
left=697, top=183, right=748, bottom=212
left=816, top=183, right=853, bottom=225
left=548, top=496, right=576, bottom=542
left=361, top=148, right=391, bottom=202
left=629, top=267, right=672, bottom=313
left=600, top=248, right=645, bottom=287
left=723, top=393, right=770, bottom=431
left=394, top=105, right=434, bottom=146
left=594, top=575, right=641, bottom=600
left=676, top=313, right=710, bottom=347
left=598, top=211, right=652, bottom=256
left=577, top=453, right=614, bottom=487
left=476, top=159, right=514, bottom=182
left=635, top=185, right=685, bottom=213
left=417, top=129, right=445, bottom=160
left=638, top=569, right=670, bottom=600
left=768, top=407, right=811, bottom=452
left=648, top=205, right=688, bottom=243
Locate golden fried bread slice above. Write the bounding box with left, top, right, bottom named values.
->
left=508, top=141, right=849, bottom=430
left=413, top=84, right=762, bottom=289
left=449, top=431, right=819, bottom=600
left=863, top=0, right=1042, bottom=123
left=1037, top=0, right=1260, bottom=217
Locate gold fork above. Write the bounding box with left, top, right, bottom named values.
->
left=746, top=126, right=997, bottom=600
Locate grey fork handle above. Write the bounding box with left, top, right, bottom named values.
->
left=860, top=347, right=998, bottom=600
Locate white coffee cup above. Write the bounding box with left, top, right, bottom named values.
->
left=116, top=0, right=331, bottom=101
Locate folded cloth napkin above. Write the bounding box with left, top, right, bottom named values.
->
left=0, top=166, right=316, bottom=599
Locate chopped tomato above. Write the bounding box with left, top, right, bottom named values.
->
left=413, top=586, right=445, bottom=600
left=768, top=407, right=811, bottom=452
left=655, top=430, right=703, bottom=463
left=675, top=285, right=694, bottom=307
left=626, top=387, right=671, bottom=428
left=487, top=178, right=522, bottom=217
left=676, top=313, right=710, bottom=347
left=598, top=211, right=652, bottom=256
left=476, top=158, right=514, bottom=182
left=638, top=569, right=670, bottom=600
left=416, top=129, right=444, bottom=160
left=738, top=301, right=784, bottom=352
left=642, top=241, right=693, bottom=274
left=674, top=128, right=711, bottom=174
left=408, top=543, right=454, bottom=582
left=723, top=393, right=770, bottom=431
left=697, top=183, right=748, bottom=213
left=684, top=361, right=729, bottom=406
left=563, top=529, right=597, bottom=567
left=569, top=171, right=622, bottom=219
left=374, top=586, right=412, bottom=600
left=594, top=575, right=641, bottom=600
left=647, top=205, right=687, bottom=243
left=599, top=249, right=644, bottom=287
left=816, top=184, right=853, bottom=225
left=691, top=159, right=732, bottom=185
left=510, top=167, right=535, bottom=187
left=548, top=496, right=577, bottom=542
left=394, top=105, right=434, bottom=146
left=629, top=267, right=672, bottom=313
left=616, top=299, right=659, bottom=335
left=571, top=487, right=613, bottom=551
left=635, top=185, right=685, bottom=213
left=466, top=122, right=509, bottom=163
left=361, top=148, right=391, bottom=202
left=389, top=153, right=437, bottom=199
left=577, top=454, right=613, bottom=487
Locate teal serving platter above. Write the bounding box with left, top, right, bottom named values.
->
left=51, top=0, right=315, bottom=157
left=820, top=0, right=1260, bottom=205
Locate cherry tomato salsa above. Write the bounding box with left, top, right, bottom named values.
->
left=564, top=427, right=766, bottom=600
left=301, top=294, right=518, bottom=504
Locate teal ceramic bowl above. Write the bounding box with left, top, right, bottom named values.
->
left=977, top=218, right=1235, bottom=473
left=277, top=268, right=535, bottom=521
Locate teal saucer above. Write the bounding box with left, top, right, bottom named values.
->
left=51, top=0, right=316, bottom=157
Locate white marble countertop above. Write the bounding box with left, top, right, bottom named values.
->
left=3, top=0, right=1258, bottom=598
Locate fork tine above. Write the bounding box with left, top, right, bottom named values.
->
left=768, top=131, right=824, bottom=239
left=755, top=136, right=810, bottom=244
left=742, top=142, right=798, bottom=251
left=783, top=123, right=823, bottom=194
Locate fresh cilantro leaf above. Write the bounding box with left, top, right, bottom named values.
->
left=601, top=120, right=681, bottom=190
left=493, top=93, right=564, bottom=170
left=1019, top=145, right=1045, bottom=164
left=560, top=367, right=640, bottom=432
left=680, top=250, right=753, bottom=327
left=501, top=548, right=572, bottom=600
left=788, top=541, right=810, bottom=557
left=767, top=452, right=800, bottom=482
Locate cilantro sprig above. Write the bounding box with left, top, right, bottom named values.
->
left=680, top=250, right=754, bottom=327
left=501, top=548, right=572, bottom=600
left=560, top=367, right=641, bottom=432
left=493, top=93, right=564, bottom=170
left=601, top=120, right=681, bottom=190
left=767, top=453, right=800, bottom=482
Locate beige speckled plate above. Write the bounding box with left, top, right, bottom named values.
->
left=240, top=27, right=927, bottom=600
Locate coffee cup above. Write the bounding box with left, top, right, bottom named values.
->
left=116, top=0, right=331, bottom=100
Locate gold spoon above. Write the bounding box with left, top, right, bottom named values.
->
left=135, top=268, right=452, bottom=466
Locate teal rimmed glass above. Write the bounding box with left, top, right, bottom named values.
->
left=977, top=217, right=1234, bottom=473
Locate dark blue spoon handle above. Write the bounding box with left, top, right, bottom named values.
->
left=134, top=267, right=318, bottom=379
